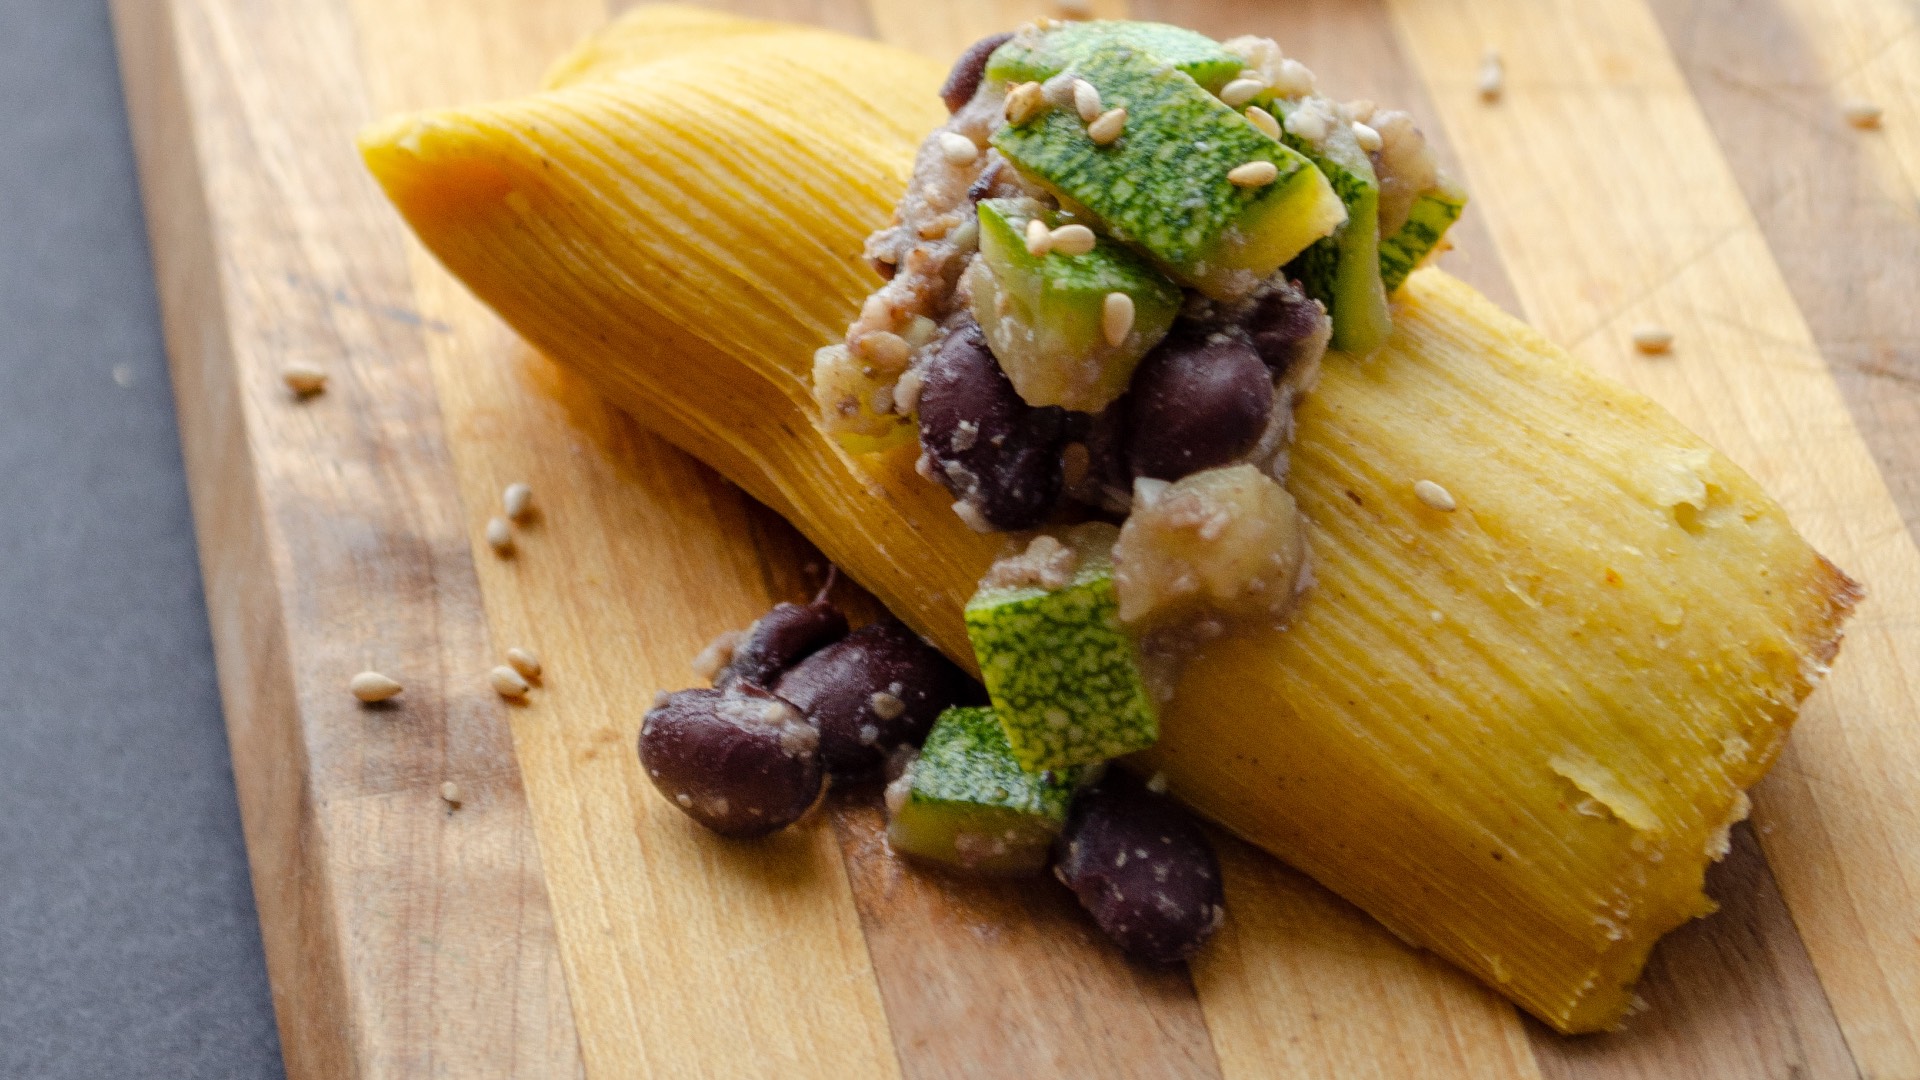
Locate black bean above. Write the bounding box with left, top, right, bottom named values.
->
left=716, top=599, right=849, bottom=690
left=940, top=32, right=1015, bottom=114
left=1246, top=280, right=1331, bottom=373
left=638, top=686, right=823, bottom=838
left=1063, top=405, right=1134, bottom=514
left=1126, top=331, right=1274, bottom=481
left=1053, top=773, right=1226, bottom=964
left=774, top=618, right=984, bottom=777
left=918, top=318, right=1069, bottom=530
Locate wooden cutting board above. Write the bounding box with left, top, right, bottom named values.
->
left=108, top=0, right=1920, bottom=1076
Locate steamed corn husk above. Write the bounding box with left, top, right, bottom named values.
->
left=359, top=7, right=1860, bottom=1032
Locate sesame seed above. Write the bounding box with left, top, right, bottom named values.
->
left=1056, top=0, right=1092, bottom=16
left=1025, top=217, right=1054, bottom=257
left=1842, top=100, right=1883, bottom=129
left=440, top=781, right=462, bottom=807
left=1087, top=106, right=1127, bottom=145
left=1049, top=223, right=1097, bottom=256
left=1145, top=771, right=1169, bottom=794
left=1478, top=49, right=1504, bottom=101
left=1005, top=81, right=1048, bottom=125
left=1219, top=77, right=1266, bottom=108
left=1072, top=79, right=1103, bottom=123
left=1244, top=104, right=1281, bottom=140
left=857, top=330, right=912, bottom=373
left=937, top=131, right=979, bottom=165
left=1351, top=121, right=1383, bottom=152
left=506, top=648, right=542, bottom=680
left=282, top=364, right=328, bottom=396
left=1632, top=325, right=1675, bottom=354
left=1102, top=292, right=1135, bottom=347
left=112, top=363, right=136, bottom=388
left=490, top=665, right=531, bottom=698
left=1414, top=479, right=1457, bottom=512
left=351, top=670, right=403, bottom=703
left=1228, top=160, right=1280, bottom=187
left=503, top=481, right=533, bottom=522
left=485, top=516, right=514, bottom=555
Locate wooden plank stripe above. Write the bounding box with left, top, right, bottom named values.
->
left=110, top=0, right=587, bottom=1075
left=350, top=0, right=907, bottom=1076
left=1649, top=0, right=1920, bottom=551
left=1385, top=2, right=1920, bottom=1076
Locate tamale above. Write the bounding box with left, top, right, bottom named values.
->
left=357, top=8, right=1859, bottom=1032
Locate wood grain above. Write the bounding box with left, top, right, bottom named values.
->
left=109, top=0, right=583, bottom=1076
left=111, top=0, right=1920, bottom=1076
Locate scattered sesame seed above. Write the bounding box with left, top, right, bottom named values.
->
left=440, top=780, right=462, bottom=807
left=503, top=481, right=533, bottom=522
left=1414, top=479, right=1457, bottom=512
left=1025, top=217, right=1055, bottom=257
left=937, top=131, right=979, bottom=165
left=1219, top=77, right=1267, bottom=108
left=1632, top=325, right=1675, bottom=354
left=1005, top=81, right=1048, bottom=125
left=1244, top=104, right=1281, bottom=140
left=869, top=691, right=906, bottom=720
left=1351, top=121, right=1383, bottom=152
left=1087, top=106, right=1127, bottom=145
left=1102, top=292, right=1135, bottom=347
left=1145, top=771, right=1169, bottom=795
left=485, top=516, right=514, bottom=555
left=112, top=363, right=136, bottom=388
left=1842, top=100, right=1883, bottom=129
left=506, top=648, right=542, bottom=680
left=282, top=364, right=328, bottom=396
left=1478, top=48, right=1504, bottom=102
left=1056, top=0, right=1092, bottom=16
left=490, top=665, right=531, bottom=699
left=1227, top=160, right=1280, bottom=187
left=1049, top=223, right=1097, bottom=256
left=351, top=670, right=403, bottom=703
left=1072, top=79, right=1103, bottom=123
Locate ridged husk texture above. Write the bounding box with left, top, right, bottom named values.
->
left=359, top=6, right=1860, bottom=1033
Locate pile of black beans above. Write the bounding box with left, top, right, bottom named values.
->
left=638, top=588, right=1227, bottom=964
left=918, top=283, right=1327, bottom=531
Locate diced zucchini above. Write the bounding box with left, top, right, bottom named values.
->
left=812, top=343, right=916, bottom=453
left=885, top=706, right=1083, bottom=876
left=1272, top=100, right=1392, bottom=355
left=985, top=20, right=1245, bottom=94
left=970, top=198, right=1181, bottom=412
left=964, top=524, right=1158, bottom=771
left=990, top=46, right=1345, bottom=300
left=1378, top=177, right=1467, bottom=293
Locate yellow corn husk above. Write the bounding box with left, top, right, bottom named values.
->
left=359, top=8, right=1860, bottom=1032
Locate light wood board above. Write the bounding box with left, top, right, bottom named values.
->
left=109, top=0, right=1920, bottom=1076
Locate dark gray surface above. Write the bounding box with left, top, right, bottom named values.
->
left=0, top=2, right=285, bottom=1077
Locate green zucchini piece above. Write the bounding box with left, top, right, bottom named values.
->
left=985, top=20, right=1245, bottom=94
left=885, top=706, right=1083, bottom=876
left=964, top=524, right=1158, bottom=771
left=990, top=46, right=1345, bottom=300
left=1378, top=177, right=1467, bottom=293
left=970, top=198, right=1181, bottom=412
left=1273, top=101, right=1392, bottom=355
